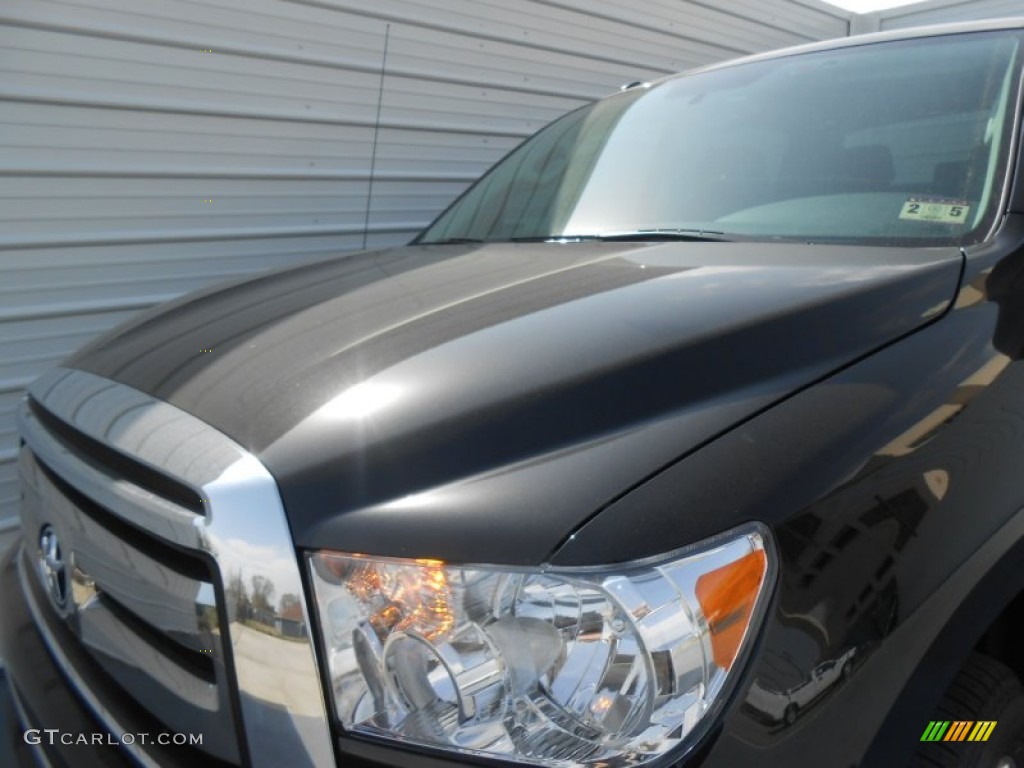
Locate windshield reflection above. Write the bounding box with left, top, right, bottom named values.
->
left=419, top=31, right=1019, bottom=247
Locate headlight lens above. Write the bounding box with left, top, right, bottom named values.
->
left=308, top=527, right=771, bottom=767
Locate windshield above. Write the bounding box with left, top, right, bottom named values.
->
left=419, top=31, right=1021, bottom=246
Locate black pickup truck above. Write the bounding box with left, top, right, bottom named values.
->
left=3, top=17, right=1024, bottom=768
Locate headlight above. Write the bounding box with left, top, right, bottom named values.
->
left=307, top=526, right=772, bottom=767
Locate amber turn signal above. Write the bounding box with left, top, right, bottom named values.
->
left=696, top=548, right=768, bottom=669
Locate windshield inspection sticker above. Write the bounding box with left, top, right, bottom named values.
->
left=899, top=197, right=970, bottom=223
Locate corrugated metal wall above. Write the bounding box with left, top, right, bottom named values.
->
left=879, top=0, right=1024, bottom=30
left=0, top=0, right=850, bottom=553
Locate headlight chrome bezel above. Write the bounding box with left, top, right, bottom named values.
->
left=307, top=524, right=775, bottom=767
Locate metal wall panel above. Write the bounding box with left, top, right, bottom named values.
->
left=0, top=0, right=850, bottom=545
left=879, top=0, right=1024, bottom=30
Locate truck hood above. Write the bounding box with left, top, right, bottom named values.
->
left=67, top=241, right=962, bottom=564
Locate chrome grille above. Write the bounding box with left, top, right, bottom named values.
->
left=18, top=415, right=240, bottom=764
left=16, top=367, right=335, bottom=768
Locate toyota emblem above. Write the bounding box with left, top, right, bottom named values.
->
left=38, top=524, right=69, bottom=612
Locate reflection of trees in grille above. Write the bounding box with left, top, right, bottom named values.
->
left=197, top=604, right=219, bottom=634
left=250, top=575, right=275, bottom=615
left=225, top=570, right=280, bottom=625
left=278, top=592, right=302, bottom=618
left=226, top=569, right=251, bottom=621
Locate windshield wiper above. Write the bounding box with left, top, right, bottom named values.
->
left=421, top=236, right=597, bottom=245
left=421, top=230, right=734, bottom=245
left=587, top=229, right=732, bottom=242
left=420, top=237, right=487, bottom=244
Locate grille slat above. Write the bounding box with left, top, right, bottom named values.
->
left=26, top=450, right=218, bottom=656
left=79, top=596, right=219, bottom=710
left=29, top=398, right=205, bottom=515
left=99, top=592, right=217, bottom=682
left=18, top=398, right=202, bottom=551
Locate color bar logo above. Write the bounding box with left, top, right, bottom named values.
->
left=920, top=721, right=997, bottom=742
